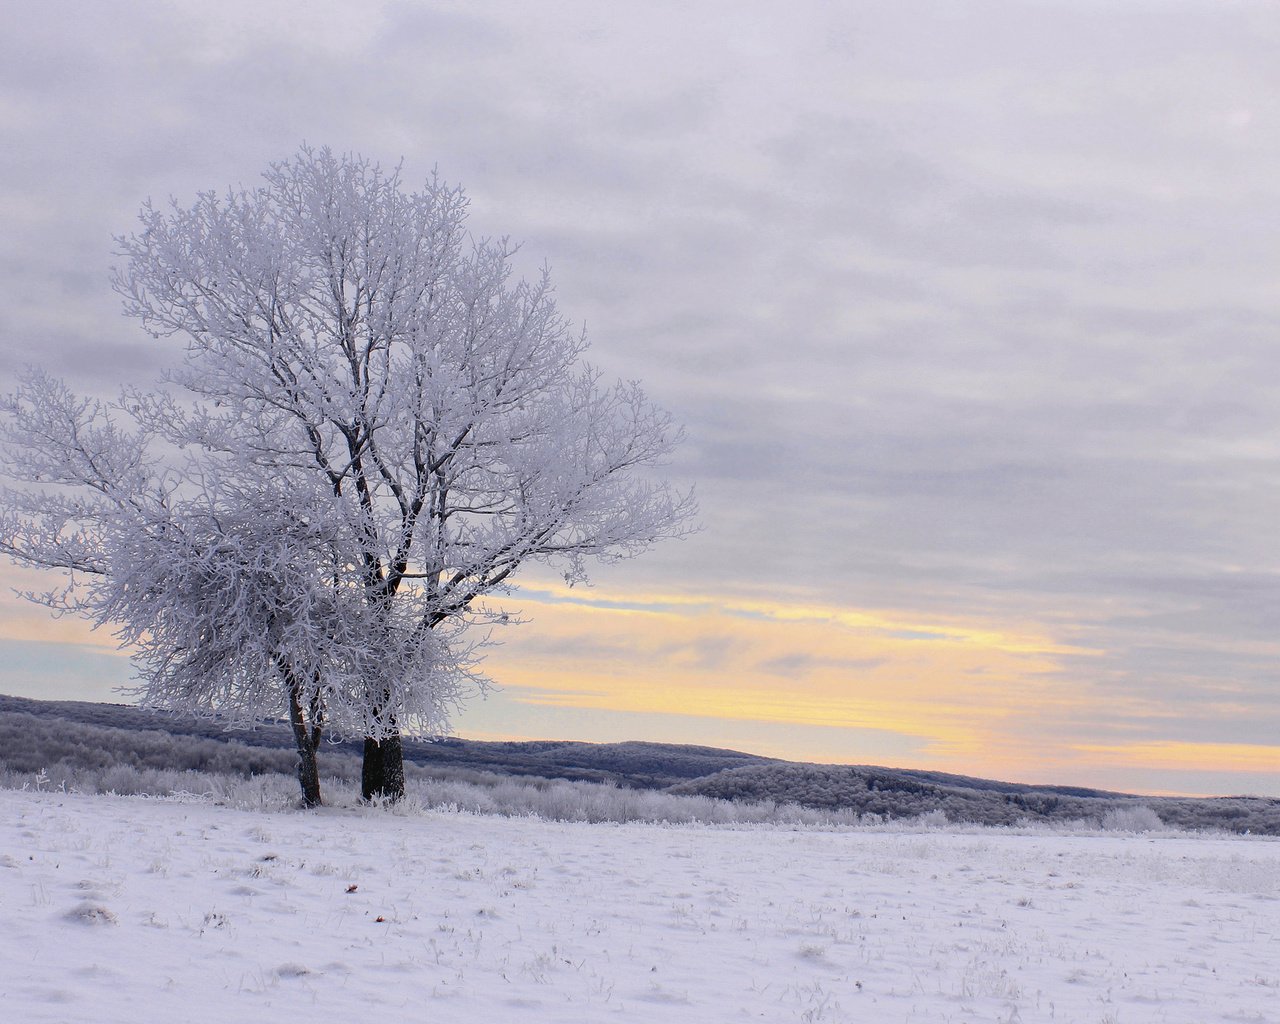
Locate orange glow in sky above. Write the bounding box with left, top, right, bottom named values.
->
left=471, top=580, right=1280, bottom=795
left=2, top=564, right=1278, bottom=798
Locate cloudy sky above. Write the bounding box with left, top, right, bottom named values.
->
left=2, top=0, right=1278, bottom=796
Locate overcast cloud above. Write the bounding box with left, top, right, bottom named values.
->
left=2, top=1, right=1277, bottom=794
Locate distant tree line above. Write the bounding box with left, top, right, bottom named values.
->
left=667, top=762, right=1280, bottom=834
left=3, top=696, right=1277, bottom=834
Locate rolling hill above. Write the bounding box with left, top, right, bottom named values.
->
left=2, top=692, right=1277, bottom=833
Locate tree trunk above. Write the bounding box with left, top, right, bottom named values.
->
left=286, top=686, right=323, bottom=808
left=361, top=731, right=405, bottom=803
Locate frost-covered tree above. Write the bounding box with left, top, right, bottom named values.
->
left=0, top=370, right=477, bottom=806
left=0, top=146, right=694, bottom=803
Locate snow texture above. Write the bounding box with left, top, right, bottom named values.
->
left=2, top=788, right=1278, bottom=1022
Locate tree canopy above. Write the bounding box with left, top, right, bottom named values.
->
left=0, top=146, right=695, bottom=805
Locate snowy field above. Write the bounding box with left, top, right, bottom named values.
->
left=2, top=788, right=1278, bottom=1023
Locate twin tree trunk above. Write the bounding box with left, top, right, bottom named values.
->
left=284, top=718, right=404, bottom=808
left=281, top=660, right=405, bottom=806
left=286, top=708, right=407, bottom=807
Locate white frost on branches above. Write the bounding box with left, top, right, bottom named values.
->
left=0, top=369, right=477, bottom=739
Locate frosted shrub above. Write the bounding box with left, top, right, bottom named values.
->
left=1, top=762, right=312, bottom=811
left=0, top=755, right=1211, bottom=833
left=398, top=775, right=872, bottom=827
left=1101, top=805, right=1163, bottom=832
left=418, top=778, right=501, bottom=816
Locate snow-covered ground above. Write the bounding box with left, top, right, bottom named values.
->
left=2, top=788, right=1278, bottom=1023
